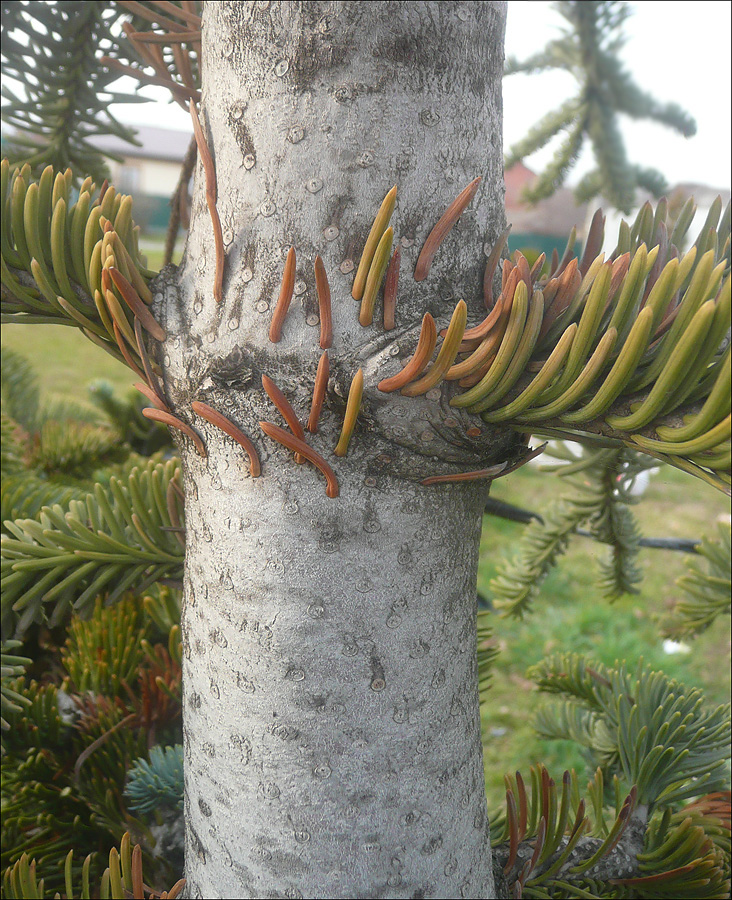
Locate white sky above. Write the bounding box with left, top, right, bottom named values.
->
left=503, top=1, right=732, bottom=191
left=108, top=0, right=731, bottom=193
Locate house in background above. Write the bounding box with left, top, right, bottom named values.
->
left=504, top=162, right=587, bottom=264
left=504, top=163, right=729, bottom=263
left=92, top=124, right=193, bottom=234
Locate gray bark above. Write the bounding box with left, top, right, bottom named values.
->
left=157, top=2, right=515, bottom=896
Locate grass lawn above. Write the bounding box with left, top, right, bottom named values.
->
left=3, top=250, right=729, bottom=811
left=2, top=238, right=175, bottom=408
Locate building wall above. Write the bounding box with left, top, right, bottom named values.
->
left=107, top=157, right=181, bottom=198
left=509, top=231, right=581, bottom=267
left=105, top=156, right=187, bottom=233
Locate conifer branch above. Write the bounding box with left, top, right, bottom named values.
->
left=663, top=523, right=731, bottom=637
left=1, top=459, right=184, bottom=636
left=458, top=200, right=730, bottom=495
left=529, top=654, right=731, bottom=811
left=1, top=161, right=158, bottom=375
left=1, top=1, right=144, bottom=181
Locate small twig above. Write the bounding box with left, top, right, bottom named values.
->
left=116, top=0, right=191, bottom=32
left=172, top=40, right=197, bottom=92
left=484, top=497, right=543, bottom=525
left=165, top=135, right=197, bottom=266
left=189, top=100, right=225, bottom=302
left=126, top=29, right=201, bottom=43
left=151, top=0, right=202, bottom=27
left=578, top=530, right=701, bottom=553
left=124, top=23, right=190, bottom=109
left=484, top=500, right=701, bottom=552
left=101, top=56, right=198, bottom=105
left=75, top=713, right=136, bottom=784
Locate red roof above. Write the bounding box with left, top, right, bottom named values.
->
left=505, top=163, right=588, bottom=237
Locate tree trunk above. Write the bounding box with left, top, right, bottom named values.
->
left=158, top=2, right=515, bottom=896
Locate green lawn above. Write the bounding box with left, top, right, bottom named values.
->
left=2, top=238, right=174, bottom=408
left=3, top=294, right=729, bottom=812
left=3, top=323, right=137, bottom=406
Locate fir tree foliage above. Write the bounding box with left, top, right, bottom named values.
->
left=2, top=593, right=183, bottom=895
left=3, top=831, right=185, bottom=899
left=489, top=757, right=730, bottom=897
left=1, top=641, right=31, bottom=730
left=490, top=762, right=639, bottom=898
left=530, top=654, right=731, bottom=810
left=476, top=612, right=501, bottom=702
left=1, top=457, right=184, bottom=636
left=664, top=523, right=732, bottom=638
left=450, top=195, right=730, bottom=494
left=504, top=1, right=697, bottom=211
left=0, top=5, right=729, bottom=895
left=62, top=595, right=148, bottom=696
left=2, top=349, right=123, bottom=527
left=1, top=345, right=171, bottom=526
left=99, top=0, right=202, bottom=111
left=0, top=158, right=159, bottom=379
left=1, top=0, right=202, bottom=184
left=489, top=444, right=654, bottom=616
left=124, top=744, right=184, bottom=816
left=0, top=1, right=145, bottom=182
left=4, top=161, right=730, bottom=496
left=0, top=348, right=184, bottom=899
left=625, top=802, right=731, bottom=899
